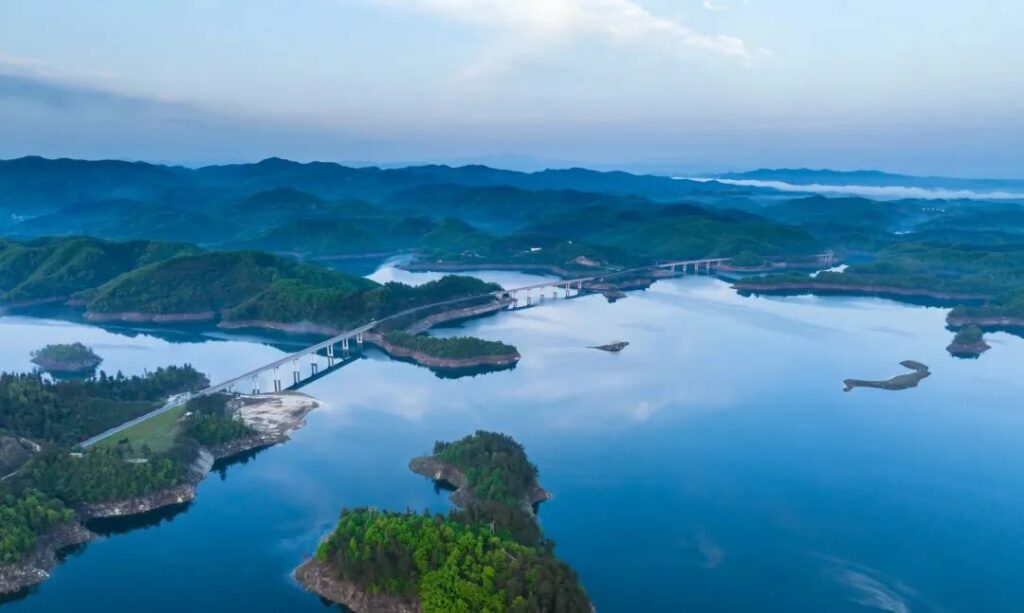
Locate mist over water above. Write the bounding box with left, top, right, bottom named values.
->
left=4, top=265, right=1024, bottom=612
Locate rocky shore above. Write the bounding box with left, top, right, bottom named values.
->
left=217, top=319, right=345, bottom=336
left=733, top=280, right=989, bottom=303
left=364, top=333, right=520, bottom=371
left=403, top=298, right=513, bottom=334
left=400, top=260, right=580, bottom=278
left=0, top=522, right=93, bottom=596
left=83, top=310, right=216, bottom=323
left=946, top=314, right=1024, bottom=328
left=294, top=559, right=421, bottom=613
left=408, top=455, right=550, bottom=516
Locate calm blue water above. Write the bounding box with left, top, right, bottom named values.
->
left=3, top=265, right=1024, bottom=613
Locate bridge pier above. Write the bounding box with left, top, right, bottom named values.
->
left=327, top=344, right=334, bottom=358
left=311, top=361, right=319, bottom=376
left=293, top=360, right=301, bottom=384
left=342, top=338, right=350, bottom=353
left=251, top=375, right=259, bottom=395
left=356, top=333, right=364, bottom=347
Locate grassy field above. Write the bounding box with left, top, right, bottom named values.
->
left=95, top=404, right=186, bottom=454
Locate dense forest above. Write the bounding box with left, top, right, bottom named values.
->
left=315, top=509, right=590, bottom=613
left=181, top=394, right=255, bottom=447
left=226, top=274, right=501, bottom=330
left=383, top=332, right=518, bottom=360
left=311, top=431, right=588, bottom=612
left=17, top=447, right=185, bottom=506
left=0, top=366, right=208, bottom=445
left=433, top=431, right=539, bottom=506
left=744, top=240, right=1024, bottom=323
left=0, top=489, right=72, bottom=564
left=0, top=363, right=218, bottom=569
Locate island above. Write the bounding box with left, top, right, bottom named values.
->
left=367, top=331, right=521, bottom=371
left=590, top=341, right=629, bottom=352
left=30, top=343, right=103, bottom=375
left=843, top=360, right=931, bottom=392
left=296, top=431, right=591, bottom=613
left=946, top=325, right=991, bottom=358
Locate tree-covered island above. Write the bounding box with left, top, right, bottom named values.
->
left=371, top=331, right=520, bottom=371
left=30, top=343, right=103, bottom=375
left=946, top=325, right=990, bottom=358
left=297, top=431, right=590, bottom=613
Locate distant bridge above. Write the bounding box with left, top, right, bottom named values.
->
left=80, top=252, right=834, bottom=447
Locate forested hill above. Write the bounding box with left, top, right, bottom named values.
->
left=0, top=236, right=502, bottom=330
left=0, top=237, right=197, bottom=304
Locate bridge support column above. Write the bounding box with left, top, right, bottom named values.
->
left=311, top=361, right=318, bottom=376
left=356, top=333, right=364, bottom=346
left=342, top=338, right=350, bottom=353
left=327, top=344, right=334, bottom=358
left=293, top=360, right=300, bottom=384
left=273, top=368, right=281, bottom=393
left=251, top=375, right=259, bottom=395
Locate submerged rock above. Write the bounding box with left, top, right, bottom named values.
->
left=590, top=341, right=629, bottom=352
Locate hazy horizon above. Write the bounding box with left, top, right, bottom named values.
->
left=2, top=1, right=1022, bottom=177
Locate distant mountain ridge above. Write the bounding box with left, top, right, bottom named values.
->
left=718, top=168, right=1024, bottom=191
left=0, top=156, right=760, bottom=217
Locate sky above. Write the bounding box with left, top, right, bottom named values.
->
left=0, top=0, right=1022, bottom=176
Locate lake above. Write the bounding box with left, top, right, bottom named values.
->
left=4, top=263, right=1024, bottom=612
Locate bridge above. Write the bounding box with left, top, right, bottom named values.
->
left=80, top=251, right=834, bottom=447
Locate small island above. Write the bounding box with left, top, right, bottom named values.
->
left=367, top=331, right=520, bottom=371
left=30, top=343, right=103, bottom=375
left=590, top=341, right=629, bottom=352
left=946, top=325, right=990, bottom=358
left=843, top=360, right=931, bottom=392
left=296, top=431, right=590, bottom=613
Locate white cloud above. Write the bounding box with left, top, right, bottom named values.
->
left=702, top=0, right=728, bottom=11
left=376, top=0, right=751, bottom=80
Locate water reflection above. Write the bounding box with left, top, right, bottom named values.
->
left=3, top=264, right=1024, bottom=612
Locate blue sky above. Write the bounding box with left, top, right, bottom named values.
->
left=0, top=0, right=1021, bottom=176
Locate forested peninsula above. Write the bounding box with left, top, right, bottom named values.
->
left=297, top=431, right=590, bottom=613
left=0, top=360, right=318, bottom=595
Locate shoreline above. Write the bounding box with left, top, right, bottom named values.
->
left=364, top=333, right=520, bottom=371
left=294, top=558, right=421, bottom=613
left=947, top=314, right=1024, bottom=328
left=732, top=280, right=990, bottom=303
left=0, top=522, right=93, bottom=596
left=407, top=455, right=550, bottom=516
left=0, top=393, right=320, bottom=596
left=83, top=310, right=217, bottom=324
left=399, top=260, right=581, bottom=278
